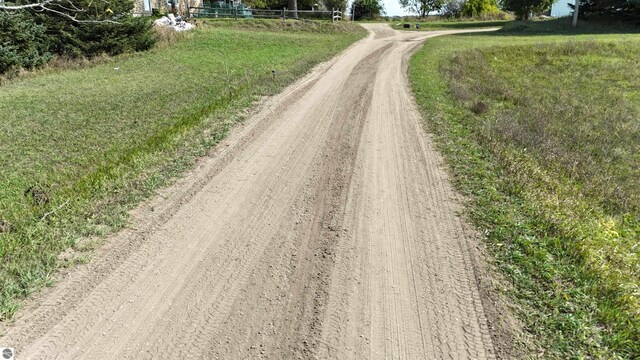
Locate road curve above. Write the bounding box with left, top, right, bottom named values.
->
left=1, top=24, right=502, bottom=359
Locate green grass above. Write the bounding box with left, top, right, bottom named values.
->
left=0, top=20, right=366, bottom=320
left=195, top=18, right=356, bottom=32
left=392, top=19, right=511, bottom=31
left=409, top=19, right=640, bottom=358
left=499, top=17, right=640, bottom=35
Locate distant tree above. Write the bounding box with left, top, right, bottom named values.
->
left=441, top=0, right=464, bottom=17
left=325, top=0, right=347, bottom=10
left=502, top=0, right=554, bottom=19
left=399, top=0, right=444, bottom=17
left=351, top=0, right=384, bottom=19
left=462, top=0, right=499, bottom=16
left=246, top=0, right=341, bottom=10
left=573, top=0, right=640, bottom=18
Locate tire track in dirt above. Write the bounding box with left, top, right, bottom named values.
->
left=0, top=25, right=511, bottom=359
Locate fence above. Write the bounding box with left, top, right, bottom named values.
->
left=189, top=7, right=342, bottom=22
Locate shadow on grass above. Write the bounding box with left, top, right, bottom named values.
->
left=494, top=16, right=640, bottom=36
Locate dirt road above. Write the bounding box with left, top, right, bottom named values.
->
left=1, top=24, right=506, bottom=359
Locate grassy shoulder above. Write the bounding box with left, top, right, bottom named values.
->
left=0, top=20, right=366, bottom=320
left=409, top=20, right=640, bottom=357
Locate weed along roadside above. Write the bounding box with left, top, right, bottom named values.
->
left=408, top=19, right=640, bottom=358
left=0, top=20, right=366, bottom=320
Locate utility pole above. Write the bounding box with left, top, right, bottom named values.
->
left=572, top=0, right=579, bottom=28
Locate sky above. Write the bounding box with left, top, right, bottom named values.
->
left=382, top=0, right=411, bottom=16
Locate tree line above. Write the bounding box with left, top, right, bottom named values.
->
left=352, top=0, right=639, bottom=20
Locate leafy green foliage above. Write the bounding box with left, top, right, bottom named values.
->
left=502, top=0, right=554, bottom=19
left=461, top=0, right=499, bottom=16
left=24, top=0, right=156, bottom=58
left=244, top=0, right=345, bottom=10
left=351, top=0, right=384, bottom=19
left=0, top=12, right=51, bottom=74
left=577, top=0, right=640, bottom=18
left=0, top=0, right=156, bottom=74
left=392, top=19, right=510, bottom=30
left=324, top=0, right=347, bottom=11
left=30, top=17, right=155, bottom=59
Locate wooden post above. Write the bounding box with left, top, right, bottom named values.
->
left=572, top=0, right=579, bottom=28
left=234, top=5, right=237, bottom=19
left=283, top=7, right=287, bottom=20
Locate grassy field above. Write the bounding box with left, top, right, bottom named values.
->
left=409, top=18, right=640, bottom=358
left=0, top=20, right=366, bottom=320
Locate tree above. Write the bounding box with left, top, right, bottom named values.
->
left=461, top=0, right=499, bottom=16
left=0, top=0, right=155, bottom=74
left=244, top=0, right=341, bottom=11
left=325, top=0, right=347, bottom=11
left=441, top=0, right=464, bottom=17
left=18, top=0, right=155, bottom=58
left=351, top=0, right=384, bottom=19
left=399, top=0, right=444, bottom=17
left=0, top=0, right=119, bottom=23
left=0, top=11, right=51, bottom=74
left=502, top=0, right=554, bottom=19
left=572, top=0, right=640, bottom=18
left=288, top=0, right=299, bottom=17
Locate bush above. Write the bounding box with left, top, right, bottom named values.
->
left=461, top=0, right=499, bottom=16
left=33, top=19, right=156, bottom=59
left=58, top=19, right=156, bottom=58
left=0, top=0, right=156, bottom=75
left=27, top=0, right=157, bottom=58
left=0, top=12, right=52, bottom=74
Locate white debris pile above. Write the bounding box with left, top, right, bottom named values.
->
left=154, top=14, right=195, bottom=32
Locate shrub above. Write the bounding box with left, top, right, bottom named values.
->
left=0, top=0, right=156, bottom=75
left=27, top=0, right=156, bottom=58
left=68, top=20, right=156, bottom=58
left=34, top=19, right=156, bottom=59
left=461, top=0, right=500, bottom=16
left=0, top=12, right=52, bottom=74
